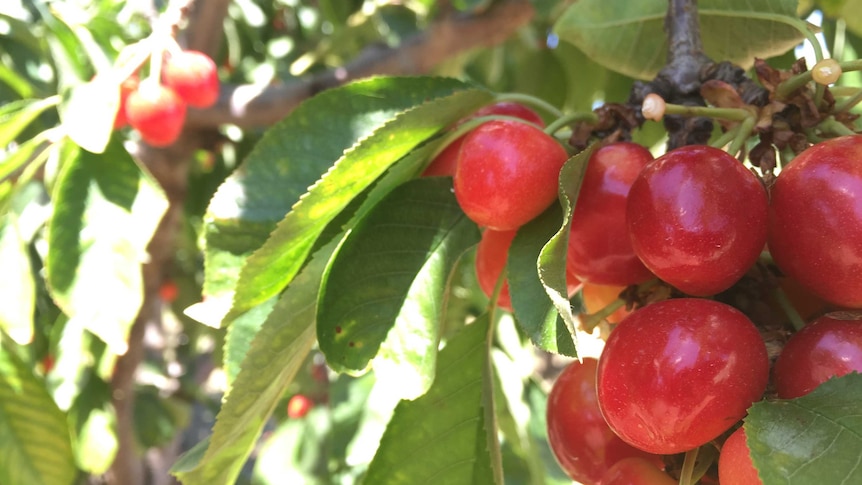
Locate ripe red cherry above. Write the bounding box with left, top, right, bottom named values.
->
left=567, top=142, right=654, bottom=286
left=626, top=145, right=768, bottom=296
left=126, top=83, right=187, bottom=147
left=286, top=394, right=313, bottom=419
left=601, top=457, right=676, bottom=485
left=113, top=74, right=139, bottom=129
left=422, top=102, right=544, bottom=177
left=767, top=135, right=862, bottom=308
left=772, top=312, right=862, bottom=399
left=547, top=358, right=663, bottom=484
left=475, top=229, right=517, bottom=311
left=162, top=50, right=220, bottom=108
left=454, top=120, right=568, bottom=230
left=597, top=298, right=769, bottom=454
left=718, top=427, right=763, bottom=485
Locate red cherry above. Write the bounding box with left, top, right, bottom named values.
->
left=601, top=457, right=677, bottom=485
left=547, top=358, right=663, bottom=483
left=113, top=74, right=140, bottom=129
left=773, top=312, right=862, bottom=399
left=162, top=50, right=220, bottom=108
left=159, top=280, right=179, bottom=303
left=767, top=135, right=862, bottom=308
left=567, top=142, right=654, bottom=286
left=475, top=229, right=516, bottom=311
left=626, top=145, right=768, bottom=296
left=423, top=102, right=544, bottom=177
left=126, top=83, right=187, bottom=147
left=41, top=354, right=55, bottom=373
left=718, top=427, right=763, bottom=485
left=454, top=120, right=568, bottom=230
left=581, top=283, right=631, bottom=324
left=286, top=394, right=313, bottom=419
left=597, top=298, right=769, bottom=454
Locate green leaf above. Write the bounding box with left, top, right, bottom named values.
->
left=0, top=212, right=35, bottom=344
left=222, top=296, right=278, bottom=386
left=554, top=0, right=806, bottom=80
left=46, top=138, right=168, bottom=354
left=0, top=97, right=58, bottom=149
left=746, top=373, right=862, bottom=484
left=59, top=76, right=119, bottom=154
left=536, top=145, right=597, bottom=354
left=0, top=344, right=77, bottom=485
left=318, top=177, right=480, bottom=399
left=171, top=239, right=337, bottom=485
left=224, top=78, right=493, bottom=323
left=508, top=207, right=576, bottom=356
left=362, top=314, right=501, bottom=484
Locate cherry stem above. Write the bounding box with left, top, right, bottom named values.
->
left=709, top=125, right=739, bottom=149
left=833, top=87, right=862, bottom=113
left=773, top=287, right=806, bottom=331
left=425, top=114, right=543, bottom=162
left=494, top=92, right=564, bottom=119
left=678, top=447, right=699, bottom=485
left=544, top=112, right=600, bottom=136
left=775, top=59, right=862, bottom=99
left=662, top=102, right=753, bottom=122
left=580, top=298, right=625, bottom=333
left=485, top=260, right=507, bottom=318
left=726, top=116, right=756, bottom=158
left=817, top=116, right=857, bottom=136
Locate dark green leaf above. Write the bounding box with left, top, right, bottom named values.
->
left=554, top=0, right=806, bottom=80
left=746, top=373, right=862, bottom=484
left=46, top=138, right=168, bottom=354
left=508, top=207, right=576, bottom=356
left=224, top=78, right=493, bottom=324
left=363, top=314, right=501, bottom=484
left=318, top=177, right=480, bottom=399
left=0, top=344, right=77, bottom=485
left=172, top=239, right=337, bottom=485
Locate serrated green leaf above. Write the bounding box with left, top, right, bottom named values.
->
left=508, top=207, right=576, bottom=356
left=0, top=212, right=35, bottom=344
left=536, top=145, right=597, bottom=354
left=59, top=76, right=119, bottom=154
left=0, top=344, right=76, bottom=485
left=222, top=296, right=278, bottom=386
left=224, top=79, right=493, bottom=324
left=0, top=97, right=58, bottom=149
left=318, top=178, right=480, bottom=399
left=46, top=138, right=168, bottom=354
left=746, top=373, right=862, bottom=484
left=554, top=0, right=806, bottom=80
left=171, top=239, right=337, bottom=485
left=362, top=314, right=501, bottom=484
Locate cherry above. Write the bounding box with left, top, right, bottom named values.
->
left=547, top=358, right=663, bottom=484
left=475, top=229, right=517, bottom=311
left=454, top=120, right=568, bottom=230
left=718, top=427, right=763, bottom=485
left=422, top=102, right=544, bottom=177
left=626, top=145, right=768, bottom=296
left=113, top=74, right=139, bottom=129
left=600, top=457, right=676, bottom=485
left=772, top=312, right=862, bottom=399
left=286, top=394, right=313, bottom=419
left=162, top=50, right=220, bottom=108
left=567, top=142, right=654, bottom=286
left=597, top=298, right=769, bottom=454
left=126, top=83, right=187, bottom=147
left=767, top=135, right=862, bottom=308
left=581, top=283, right=631, bottom=324
left=159, top=280, right=179, bottom=303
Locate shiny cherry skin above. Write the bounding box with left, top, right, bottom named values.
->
left=162, top=50, right=220, bottom=108
left=422, top=102, right=544, bottom=177
left=626, top=145, right=768, bottom=296
left=475, top=229, right=517, bottom=311
left=286, top=394, right=313, bottom=419
left=597, top=298, right=769, bottom=454
left=454, top=120, right=568, bottom=230
left=547, top=359, right=663, bottom=484
left=600, top=457, right=676, bottom=485
left=773, top=312, right=862, bottom=399
left=126, top=83, right=187, bottom=147
left=567, top=142, right=654, bottom=286
left=582, top=283, right=631, bottom=324
left=768, top=135, right=862, bottom=308
left=719, top=427, right=763, bottom=485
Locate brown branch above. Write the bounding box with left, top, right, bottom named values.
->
left=185, top=0, right=535, bottom=129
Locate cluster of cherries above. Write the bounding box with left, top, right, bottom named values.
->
left=110, top=49, right=219, bottom=147
left=423, top=102, right=862, bottom=484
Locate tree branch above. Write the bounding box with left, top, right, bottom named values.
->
left=185, top=0, right=535, bottom=128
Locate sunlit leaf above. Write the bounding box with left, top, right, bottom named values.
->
left=59, top=76, right=119, bottom=154
left=0, top=97, right=58, bottom=149
left=554, top=0, right=806, bottom=80
left=0, top=212, right=35, bottom=344
left=746, top=373, right=862, bottom=484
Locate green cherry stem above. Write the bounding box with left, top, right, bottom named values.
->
left=678, top=447, right=699, bottom=485
left=773, top=287, right=807, bottom=331
left=544, top=111, right=600, bottom=136
left=580, top=298, right=625, bottom=333
left=494, top=92, right=565, bottom=119
left=776, top=59, right=862, bottom=99
left=726, top=116, right=756, bottom=157
left=833, top=88, right=862, bottom=113
left=817, top=116, right=857, bottom=136
left=709, top=125, right=740, bottom=149
left=662, top=102, right=753, bottom=122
